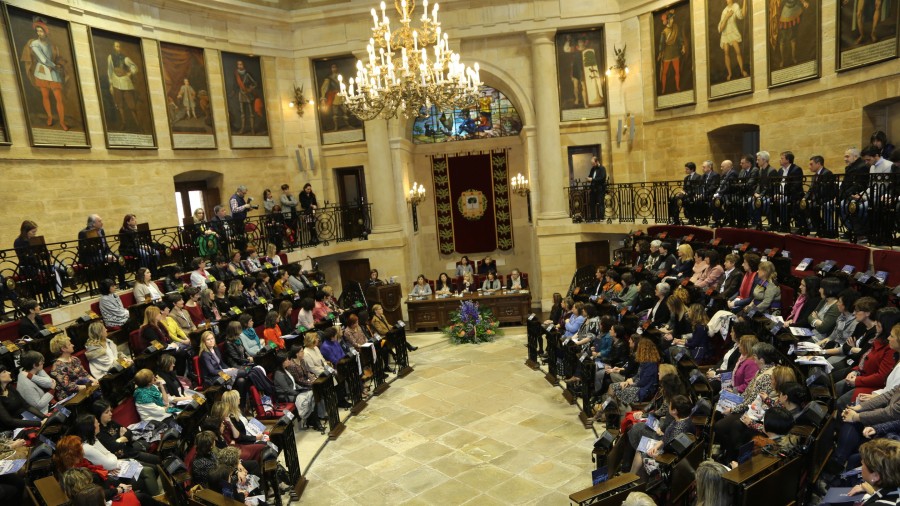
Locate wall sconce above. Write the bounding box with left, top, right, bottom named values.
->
left=288, top=84, right=313, bottom=117
left=511, top=173, right=532, bottom=223
left=605, top=45, right=629, bottom=82
left=407, top=182, right=427, bottom=231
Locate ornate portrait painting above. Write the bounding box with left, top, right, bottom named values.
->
left=706, top=0, right=754, bottom=99
left=836, top=0, right=899, bottom=71
left=4, top=4, right=90, bottom=147
left=651, top=1, right=696, bottom=109
left=159, top=41, right=217, bottom=149
left=88, top=28, right=157, bottom=149
left=312, top=56, right=364, bottom=145
left=220, top=51, right=271, bottom=149
left=555, top=28, right=608, bottom=122
left=766, top=0, right=820, bottom=87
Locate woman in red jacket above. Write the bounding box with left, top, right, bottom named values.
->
left=835, top=308, right=900, bottom=412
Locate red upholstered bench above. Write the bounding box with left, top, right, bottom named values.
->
left=111, top=396, right=140, bottom=427
left=647, top=225, right=714, bottom=243
left=73, top=349, right=90, bottom=372
left=715, top=228, right=785, bottom=252
left=872, top=250, right=900, bottom=287
left=783, top=234, right=870, bottom=273
left=249, top=385, right=294, bottom=420
left=0, top=314, right=53, bottom=342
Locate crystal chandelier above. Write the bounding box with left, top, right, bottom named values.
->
left=338, top=0, right=482, bottom=120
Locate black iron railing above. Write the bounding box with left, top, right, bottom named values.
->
left=566, top=174, right=899, bottom=246
left=0, top=203, right=372, bottom=310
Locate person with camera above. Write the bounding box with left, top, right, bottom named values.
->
left=229, top=185, right=257, bottom=252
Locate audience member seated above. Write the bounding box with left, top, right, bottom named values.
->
left=132, top=268, right=162, bottom=303
left=321, top=285, right=342, bottom=316
left=342, top=314, right=368, bottom=350
left=617, top=367, right=686, bottom=468
left=411, top=274, right=432, bottom=296
left=481, top=271, right=501, bottom=292
left=806, top=276, right=843, bottom=338
left=825, top=296, right=879, bottom=367
left=660, top=296, right=690, bottom=351
left=49, top=334, right=98, bottom=402
left=273, top=269, right=291, bottom=297
left=627, top=394, right=695, bottom=477
left=199, top=331, right=249, bottom=401
left=617, top=273, right=641, bottom=309
left=17, top=298, right=47, bottom=339
left=285, top=345, right=326, bottom=431
left=223, top=321, right=255, bottom=367
left=169, top=291, right=197, bottom=333
left=163, top=264, right=185, bottom=293
left=652, top=242, right=677, bottom=274
left=226, top=251, right=245, bottom=278
left=238, top=313, right=263, bottom=357
left=211, top=391, right=266, bottom=461
left=730, top=335, right=760, bottom=394
left=601, top=270, right=623, bottom=299
left=200, top=287, right=222, bottom=322
left=561, top=302, right=586, bottom=339
left=459, top=272, right=476, bottom=293
left=706, top=321, right=747, bottom=392
left=16, top=350, right=54, bottom=414
left=98, top=279, right=130, bottom=328
left=302, top=332, right=328, bottom=376
left=717, top=253, right=743, bottom=300
left=695, top=460, right=731, bottom=506
left=180, top=286, right=204, bottom=326
left=312, top=290, right=330, bottom=322
left=371, top=304, right=393, bottom=336
left=0, top=364, right=45, bottom=430
left=455, top=256, right=474, bottom=277
left=212, top=281, right=231, bottom=314
left=845, top=439, right=900, bottom=505
left=727, top=252, right=760, bottom=311
left=743, top=260, right=780, bottom=314
left=189, top=257, right=210, bottom=288
left=435, top=272, right=454, bottom=295
left=84, top=321, right=131, bottom=378
left=694, top=250, right=725, bottom=291
left=77, top=214, right=126, bottom=289
left=607, top=337, right=660, bottom=408
left=319, top=327, right=345, bottom=366
left=73, top=414, right=161, bottom=496
left=817, top=289, right=861, bottom=350
left=785, top=276, right=821, bottom=329
left=208, top=257, right=232, bottom=286
left=256, top=271, right=274, bottom=300
left=506, top=268, right=527, bottom=290
left=834, top=309, right=900, bottom=411
left=53, top=436, right=154, bottom=505
left=263, top=310, right=285, bottom=349
left=647, top=283, right=671, bottom=327
left=673, top=243, right=694, bottom=278
left=190, top=431, right=219, bottom=487
left=287, top=265, right=313, bottom=292
left=226, top=279, right=246, bottom=309
left=133, top=368, right=177, bottom=423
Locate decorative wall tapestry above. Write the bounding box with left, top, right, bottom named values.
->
left=431, top=150, right=513, bottom=255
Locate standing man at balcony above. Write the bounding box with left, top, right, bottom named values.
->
left=839, top=147, right=869, bottom=241
left=801, top=155, right=836, bottom=238
left=78, top=215, right=126, bottom=290
left=697, top=160, right=720, bottom=225
left=749, top=151, right=777, bottom=229
left=668, top=162, right=701, bottom=225
left=770, top=151, right=803, bottom=232
left=587, top=156, right=608, bottom=222
left=713, top=159, right=739, bottom=227
left=735, top=154, right=759, bottom=227
left=230, top=185, right=254, bottom=253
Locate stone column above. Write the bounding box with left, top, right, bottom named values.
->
left=527, top=29, right=567, bottom=221
left=365, top=118, right=402, bottom=234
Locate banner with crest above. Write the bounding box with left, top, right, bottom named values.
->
left=431, top=150, right=513, bottom=254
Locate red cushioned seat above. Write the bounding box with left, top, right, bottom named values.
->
left=192, top=356, right=204, bottom=391
left=128, top=330, right=143, bottom=356
left=249, top=385, right=294, bottom=420
left=111, top=396, right=140, bottom=427
left=73, top=350, right=90, bottom=372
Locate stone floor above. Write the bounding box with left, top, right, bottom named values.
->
left=295, top=329, right=597, bottom=504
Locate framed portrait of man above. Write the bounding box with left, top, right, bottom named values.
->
left=766, top=0, right=820, bottom=88
left=836, top=0, right=899, bottom=71
left=220, top=51, right=271, bottom=149
left=706, top=0, right=754, bottom=100
left=555, top=28, right=608, bottom=122
left=159, top=41, right=217, bottom=149
left=312, top=55, right=364, bottom=145
left=88, top=28, right=157, bottom=149
left=3, top=4, right=90, bottom=148
left=651, top=1, right=696, bottom=110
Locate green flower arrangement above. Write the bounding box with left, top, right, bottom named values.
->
left=444, top=300, right=501, bottom=344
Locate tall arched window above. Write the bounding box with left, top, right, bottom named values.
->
left=411, top=85, right=522, bottom=144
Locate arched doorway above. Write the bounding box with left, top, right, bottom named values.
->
left=173, top=170, right=223, bottom=224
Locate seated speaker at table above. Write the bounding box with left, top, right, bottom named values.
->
left=435, top=272, right=454, bottom=295
left=482, top=272, right=501, bottom=292
left=410, top=275, right=432, bottom=297
left=506, top=269, right=527, bottom=290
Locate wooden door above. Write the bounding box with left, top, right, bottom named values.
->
left=575, top=240, right=610, bottom=269
left=338, top=258, right=371, bottom=288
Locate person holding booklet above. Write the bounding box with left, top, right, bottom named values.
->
left=627, top=395, right=694, bottom=477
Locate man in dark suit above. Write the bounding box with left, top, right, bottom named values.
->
left=713, top=160, right=739, bottom=227
left=587, top=267, right=604, bottom=301
left=717, top=253, right=743, bottom=300
left=749, top=151, right=777, bottom=229
left=506, top=269, right=528, bottom=290
left=77, top=214, right=126, bottom=289
left=770, top=150, right=803, bottom=232
left=697, top=161, right=720, bottom=225
left=587, top=156, right=608, bottom=221
left=801, top=155, right=837, bottom=237
left=839, top=147, right=870, bottom=240
left=735, top=154, right=759, bottom=227
left=668, top=162, right=702, bottom=225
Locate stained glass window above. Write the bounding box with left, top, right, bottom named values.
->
left=411, top=85, right=522, bottom=144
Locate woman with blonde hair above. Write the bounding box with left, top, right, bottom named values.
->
left=674, top=243, right=695, bottom=278
left=198, top=331, right=249, bottom=403
left=49, top=334, right=97, bottom=401
left=731, top=335, right=760, bottom=393
left=302, top=332, right=328, bottom=376
left=227, top=279, right=246, bottom=309
left=695, top=460, right=731, bottom=506
left=746, top=261, right=780, bottom=314
left=84, top=321, right=131, bottom=378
